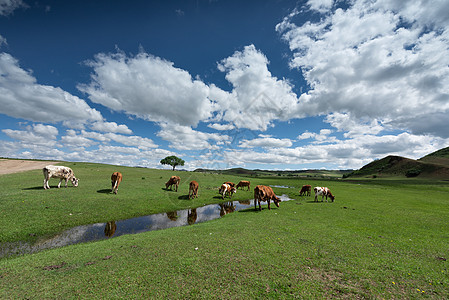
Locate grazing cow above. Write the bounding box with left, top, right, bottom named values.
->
left=165, top=175, right=181, bottom=192
left=254, top=185, right=281, bottom=211
left=219, top=183, right=236, bottom=200
left=223, top=181, right=235, bottom=188
left=43, top=165, right=79, bottom=190
left=314, top=187, right=335, bottom=202
left=189, top=180, right=199, bottom=199
left=299, top=184, right=312, bottom=196
left=111, top=172, right=123, bottom=194
left=236, top=180, right=251, bottom=191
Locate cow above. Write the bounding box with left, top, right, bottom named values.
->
left=219, top=183, right=236, bottom=200
left=223, top=181, right=235, bottom=188
left=314, top=187, right=335, bottom=202
left=299, top=184, right=312, bottom=196
left=165, top=175, right=181, bottom=192
left=254, top=185, right=281, bottom=211
left=111, top=172, right=123, bottom=194
left=43, top=165, right=79, bottom=189
left=189, top=180, right=199, bottom=199
left=236, top=180, right=251, bottom=191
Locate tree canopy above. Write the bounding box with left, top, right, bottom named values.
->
left=160, top=156, right=185, bottom=171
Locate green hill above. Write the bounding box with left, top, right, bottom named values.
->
left=419, top=146, right=449, bottom=167
left=347, top=147, right=449, bottom=180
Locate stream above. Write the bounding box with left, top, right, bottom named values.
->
left=0, top=195, right=292, bottom=258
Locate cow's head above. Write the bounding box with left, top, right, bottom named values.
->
left=72, top=177, right=79, bottom=187
left=329, top=194, right=335, bottom=202
left=273, top=196, right=281, bottom=207
left=231, top=187, right=237, bottom=194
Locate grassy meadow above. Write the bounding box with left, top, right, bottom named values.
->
left=1, top=161, right=449, bottom=298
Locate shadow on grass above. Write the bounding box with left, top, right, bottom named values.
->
left=97, top=189, right=112, bottom=194
left=177, top=194, right=191, bottom=200
left=22, top=186, right=44, bottom=190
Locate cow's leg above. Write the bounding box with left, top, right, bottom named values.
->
left=267, top=200, right=271, bottom=210
left=57, top=178, right=63, bottom=188
left=44, top=179, right=48, bottom=189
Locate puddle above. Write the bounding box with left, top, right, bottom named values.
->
left=0, top=195, right=292, bottom=258
left=270, top=185, right=294, bottom=189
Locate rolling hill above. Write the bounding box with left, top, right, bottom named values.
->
left=347, top=146, right=449, bottom=179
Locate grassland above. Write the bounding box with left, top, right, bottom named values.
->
left=1, top=161, right=449, bottom=298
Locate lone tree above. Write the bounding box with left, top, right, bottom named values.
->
left=160, top=155, right=185, bottom=171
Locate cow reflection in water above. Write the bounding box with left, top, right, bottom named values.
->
left=166, top=211, right=178, bottom=221
left=187, top=208, right=197, bottom=225
left=219, top=202, right=235, bottom=217
left=104, top=221, right=117, bottom=238
left=238, top=200, right=251, bottom=205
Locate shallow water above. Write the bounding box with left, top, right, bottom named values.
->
left=0, top=195, right=292, bottom=258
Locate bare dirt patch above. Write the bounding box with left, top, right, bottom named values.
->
left=0, top=159, right=59, bottom=175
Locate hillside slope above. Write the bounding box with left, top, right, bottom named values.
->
left=419, top=146, right=449, bottom=167
left=348, top=155, right=449, bottom=179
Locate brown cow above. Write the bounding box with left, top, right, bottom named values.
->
left=111, top=172, right=123, bottom=194
left=223, top=181, right=235, bottom=188
left=254, top=185, right=281, bottom=211
left=219, top=183, right=236, bottom=200
left=236, top=180, right=251, bottom=191
left=299, top=184, right=312, bottom=196
left=189, top=180, right=199, bottom=199
left=165, top=175, right=181, bottom=192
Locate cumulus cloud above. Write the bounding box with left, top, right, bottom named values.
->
left=90, top=121, right=132, bottom=134
left=157, top=122, right=227, bottom=151
left=79, top=51, right=213, bottom=127
left=216, top=45, right=301, bottom=130
left=0, top=0, right=27, bottom=16
left=0, top=53, right=103, bottom=124
left=2, top=124, right=58, bottom=147
left=277, top=0, right=449, bottom=138
left=239, top=135, right=293, bottom=148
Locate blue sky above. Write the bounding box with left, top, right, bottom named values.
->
left=0, top=0, right=448, bottom=171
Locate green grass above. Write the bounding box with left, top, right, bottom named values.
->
left=1, top=161, right=449, bottom=298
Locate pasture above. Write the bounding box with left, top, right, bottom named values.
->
left=1, top=161, right=448, bottom=298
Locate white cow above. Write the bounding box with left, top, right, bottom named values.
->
left=219, top=183, right=236, bottom=200
left=43, top=165, right=79, bottom=189
left=314, top=187, right=335, bottom=202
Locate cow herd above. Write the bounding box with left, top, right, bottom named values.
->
left=42, top=165, right=335, bottom=211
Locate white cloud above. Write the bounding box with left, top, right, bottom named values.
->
left=0, top=0, right=27, bottom=16
left=277, top=0, right=449, bottom=139
left=307, top=0, right=333, bottom=13
left=216, top=45, right=301, bottom=130
left=2, top=124, right=58, bottom=147
left=157, top=122, right=227, bottom=151
left=79, top=51, right=213, bottom=127
left=239, top=135, right=293, bottom=148
left=207, top=123, right=235, bottom=131
left=0, top=53, right=103, bottom=124
left=90, top=121, right=132, bottom=134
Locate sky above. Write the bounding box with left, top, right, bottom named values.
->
left=0, top=0, right=448, bottom=171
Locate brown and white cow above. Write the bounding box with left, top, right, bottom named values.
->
left=236, top=180, right=251, bottom=191
left=111, top=172, right=123, bottom=194
left=223, top=181, right=235, bottom=188
left=219, top=183, right=236, bottom=200
left=299, top=184, right=312, bottom=196
left=314, top=186, right=335, bottom=202
left=43, top=165, right=79, bottom=189
left=254, top=185, right=281, bottom=211
left=165, top=175, right=181, bottom=192
left=189, top=180, right=199, bottom=199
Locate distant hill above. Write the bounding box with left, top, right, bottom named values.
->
left=194, top=167, right=352, bottom=178
left=347, top=146, right=449, bottom=179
